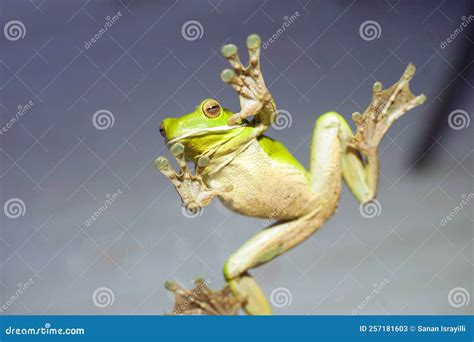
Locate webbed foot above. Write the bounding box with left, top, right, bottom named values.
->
left=155, top=143, right=230, bottom=215
left=165, top=278, right=242, bottom=315
left=351, top=64, right=426, bottom=156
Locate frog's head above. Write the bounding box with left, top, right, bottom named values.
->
left=160, top=99, right=250, bottom=161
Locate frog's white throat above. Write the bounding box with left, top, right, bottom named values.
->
left=166, top=124, right=246, bottom=145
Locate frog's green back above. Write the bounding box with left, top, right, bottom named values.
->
left=257, top=136, right=308, bottom=176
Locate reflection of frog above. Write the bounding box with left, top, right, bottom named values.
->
left=156, top=34, right=426, bottom=315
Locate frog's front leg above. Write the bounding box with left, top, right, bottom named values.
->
left=155, top=143, right=227, bottom=214
left=220, top=34, right=276, bottom=127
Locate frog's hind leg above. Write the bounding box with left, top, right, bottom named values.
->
left=349, top=64, right=426, bottom=201
left=223, top=114, right=346, bottom=315
left=223, top=205, right=335, bottom=315
left=312, top=65, right=425, bottom=204
left=310, top=111, right=371, bottom=203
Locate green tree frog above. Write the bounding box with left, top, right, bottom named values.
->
left=155, top=34, right=426, bottom=315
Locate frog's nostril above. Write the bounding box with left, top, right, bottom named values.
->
left=159, top=122, right=165, bottom=137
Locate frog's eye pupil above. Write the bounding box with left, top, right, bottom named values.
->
left=203, top=101, right=221, bottom=118
left=207, top=105, right=219, bottom=115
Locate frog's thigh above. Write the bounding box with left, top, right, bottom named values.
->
left=310, top=112, right=369, bottom=203
left=309, top=112, right=345, bottom=199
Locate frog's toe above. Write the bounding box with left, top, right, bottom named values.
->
left=154, top=156, right=169, bottom=171
left=221, top=43, right=238, bottom=58
left=228, top=113, right=242, bottom=126
left=164, top=280, right=179, bottom=291
left=373, top=81, right=382, bottom=92
left=197, top=155, right=209, bottom=167
left=246, top=34, right=261, bottom=49
left=246, top=34, right=261, bottom=69
left=222, top=44, right=244, bottom=72
left=220, top=69, right=236, bottom=83
left=170, top=142, right=184, bottom=156
left=169, top=143, right=187, bottom=172
left=154, top=155, right=179, bottom=181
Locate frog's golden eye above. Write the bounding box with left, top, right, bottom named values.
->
left=202, top=100, right=221, bottom=118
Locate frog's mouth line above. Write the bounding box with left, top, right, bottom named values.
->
left=166, top=124, right=246, bottom=145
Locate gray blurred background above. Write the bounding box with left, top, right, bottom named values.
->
left=0, top=0, right=472, bottom=315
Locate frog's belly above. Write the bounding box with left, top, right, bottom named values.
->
left=207, top=140, right=318, bottom=220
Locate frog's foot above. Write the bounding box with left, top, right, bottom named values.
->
left=155, top=143, right=230, bottom=214
left=220, top=34, right=274, bottom=125
left=165, top=278, right=243, bottom=315
left=226, top=273, right=272, bottom=315
left=351, top=64, right=426, bottom=156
